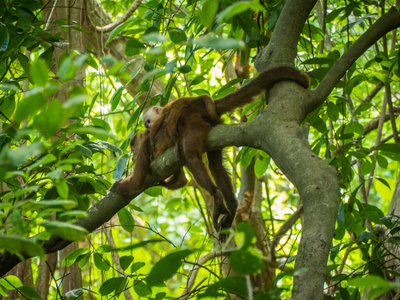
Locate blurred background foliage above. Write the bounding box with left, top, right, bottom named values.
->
left=0, top=0, right=400, bottom=299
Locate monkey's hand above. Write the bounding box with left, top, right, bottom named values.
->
left=110, top=177, right=140, bottom=197
left=212, top=189, right=237, bottom=242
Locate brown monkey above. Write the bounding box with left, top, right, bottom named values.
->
left=130, top=131, right=187, bottom=190
left=112, top=66, right=309, bottom=238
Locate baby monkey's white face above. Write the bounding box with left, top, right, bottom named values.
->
left=142, top=106, right=163, bottom=130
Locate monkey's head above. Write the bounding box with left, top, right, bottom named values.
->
left=142, top=106, right=163, bottom=130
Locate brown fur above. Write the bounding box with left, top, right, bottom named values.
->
left=112, top=66, right=309, bottom=237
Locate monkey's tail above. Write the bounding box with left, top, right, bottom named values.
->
left=214, top=66, right=309, bottom=116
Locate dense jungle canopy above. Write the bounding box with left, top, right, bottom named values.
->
left=1, top=0, right=400, bottom=299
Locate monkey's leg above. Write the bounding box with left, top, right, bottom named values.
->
left=179, top=116, right=224, bottom=232
left=207, top=150, right=238, bottom=238
left=160, top=168, right=187, bottom=190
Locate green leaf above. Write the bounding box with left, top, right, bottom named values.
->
left=96, top=141, right=123, bottom=154
left=75, top=144, right=93, bottom=157
left=99, top=277, right=126, bottom=296
left=200, top=276, right=247, bottom=298
left=146, top=249, right=193, bottom=286
left=217, top=0, right=263, bottom=23
left=33, top=99, right=65, bottom=138
left=106, top=18, right=143, bottom=46
left=254, top=154, right=270, bottom=177
left=55, top=179, right=69, bottom=199
left=230, top=247, right=263, bottom=274
left=144, top=186, right=163, bottom=197
left=113, top=154, right=130, bottom=180
left=375, top=143, right=400, bottom=153
left=0, top=275, right=22, bottom=289
left=168, top=29, right=187, bottom=44
left=8, top=142, right=44, bottom=166
left=131, top=262, right=146, bottom=273
left=17, top=286, right=42, bottom=299
left=134, top=280, right=152, bottom=297
left=117, top=207, right=135, bottom=233
left=62, top=248, right=89, bottom=267
left=302, top=57, right=333, bottom=65
left=0, top=235, right=44, bottom=257
left=15, top=88, right=46, bottom=122
left=30, top=59, right=48, bottom=87
left=42, top=221, right=88, bottom=241
left=120, top=256, right=134, bottom=270
left=93, top=253, right=110, bottom=271
left=349, top=275, right=390, bottom=288
left=189, top=75, right=206, bottom=86
left=193, top=36, right=245, bottom=50
left=200, top=0, right=219, bottom=28
left=110, top=86, right=124, bottom=111
left=125, top=38, right=146, bottom=56
left=58, top=55, right=76, bottom=82
left=327, top=101, right=339, bottom=121
left=66, top=126, right=114, bottom=140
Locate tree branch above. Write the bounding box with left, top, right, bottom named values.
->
left=94, top=0, right=143, bottom=32
left=255, top=0, right=317, bottom=70
left=311, top=7, right=400, bottom=110
left=0, top=122, right=259, bottom=276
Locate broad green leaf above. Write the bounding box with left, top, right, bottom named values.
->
left=349, top=275, right=390, bottom=288
left=96, top=141, right=123, bottom=154
left=194, top=36, right=245, bottom=50
left=0, top=275, right=22, bottom=289
left=327, top=101, right=339, bottom=121
left=15, top=88, right=46, bottom=122
left=30, top=59, right=48, bottom=86
left=254, top=154, right=270, bottom=177
left=62, top=247, right=89, bottom=267
left=125, top=38, right=146, bottom=56
left=0, top=235, right=44, bottom=257
left=117, top=207, right=135, bottom=233
left=99, top=277, right=126, bottom=296
left=56, top=179, right=69, bottom=199
left=120, top=256, right=134, bottom=270
left=143, top=33, right=167, bottom=43
left=168, top=29, right=187, bottom=44
left=155, top=292, right=167, bottom=300
left=199, top=276, right=247, bottom=298
left=93, top=253, right=111, bottom=271
left=66, top=126, right=114, bottom=140
left=41, top=221, right=88, bottom=241
left=33, top=99, right=65, bottom=138
left=144, top=186, right=163, bottom=197
left=105, top=18, right=143, bottom=46
left=131, top=262, right=146, bottom=273
left=200, top=0, right=219, bottom=28
left=110, top=86, right=124, bottom=111
left=302, top=57, right=333, bottom=65
left=217, top=0, right=263, bottom=23
left=134, top=280, right=152, bottom=297
left=17, top=286, right=42, bottom=299
left=22, top=199, right=77, bottom=212
left=230, top=247, right=263, bottom=274
left=58, top=55, right=76, bottom=82
left=8, top=142, right=44, bottom=166
left=146, top=249, right=193, bottom=286
left=113, top=154, right=130, bottom=180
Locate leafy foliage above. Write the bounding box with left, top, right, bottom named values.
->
left=0, top=0, right=400, bottom=299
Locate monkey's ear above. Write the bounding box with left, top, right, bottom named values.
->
left=154, top=106, right=163, bottom=113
